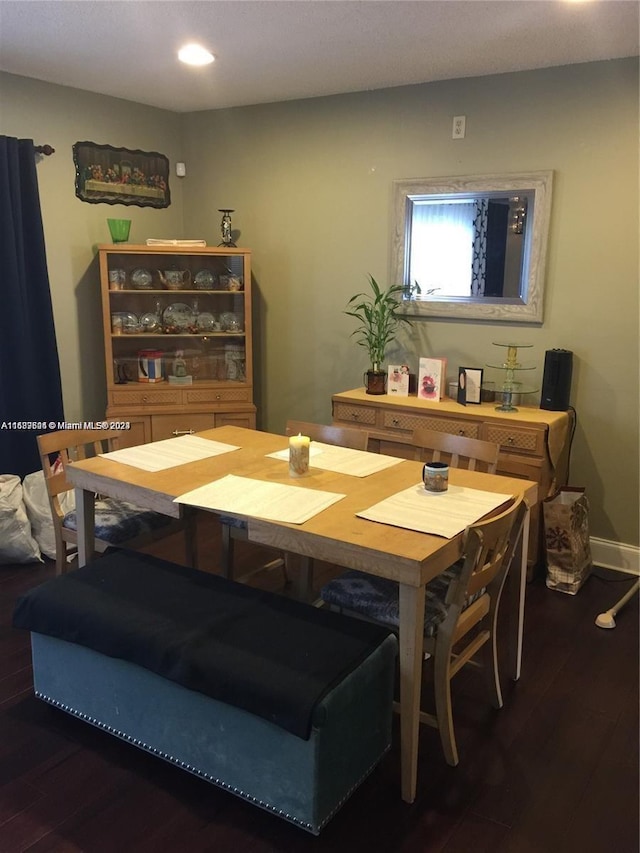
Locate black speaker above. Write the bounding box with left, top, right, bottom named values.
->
left=540, top=349, right=573, bottom=411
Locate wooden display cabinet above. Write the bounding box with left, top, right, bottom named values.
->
left=332, top=388, right=575, bottom=576
left=99, top=244, right=256, bottom=446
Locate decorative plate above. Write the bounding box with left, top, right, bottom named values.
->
left=139, top=309, right=161, bottom=333
left=163, top=302, right=195, bottom=330
left=196, top=312, right=218, bottom=332
left=131, top=268, right=154, bottom=289
left=112, top=311, right=140, bottom=333
left=220, top=311, right=242, bottom=332
left=194, top=270, right=216, bottom=290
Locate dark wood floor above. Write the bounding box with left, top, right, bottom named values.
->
left=1, top=515, right=638, bottom=853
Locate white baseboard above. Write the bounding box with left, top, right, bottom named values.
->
left=590, top=538, right=640, bottom=576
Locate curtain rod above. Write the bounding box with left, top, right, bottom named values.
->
left=35, top=144, right=55, bottom=156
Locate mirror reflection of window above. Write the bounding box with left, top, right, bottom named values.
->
left=409, top=199, right=475, bottom=297
left=408, top=195, right=529, bottom=300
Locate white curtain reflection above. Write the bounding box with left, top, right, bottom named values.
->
left=409, top=199, right=474, bottom=297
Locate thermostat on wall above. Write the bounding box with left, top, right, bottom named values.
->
left=176, top=162, right=186, bottom=177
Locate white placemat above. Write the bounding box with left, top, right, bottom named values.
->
left=174, top=473, right=345, bottom=524
left=357, top=484, right=514, bottom=539
left=100, top=435, right=240, bottom=472
left=266, top=442, right=404, bottom=477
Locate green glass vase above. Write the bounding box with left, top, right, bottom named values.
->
left=107, top=218, right=131, bottom=243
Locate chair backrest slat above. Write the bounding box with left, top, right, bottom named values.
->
left=461, top=496, right=527, bottom=600
left=412, top=428, right=500, bottom=473
left=285, top=420, right=369, bottom=451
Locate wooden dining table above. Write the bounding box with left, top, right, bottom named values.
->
left=65, top=425, right=537, bottom=804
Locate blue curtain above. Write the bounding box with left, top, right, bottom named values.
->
left=0, top=136, right=64, bottom=477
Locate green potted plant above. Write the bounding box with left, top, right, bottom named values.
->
left=345, top=274, right=416, bottom=395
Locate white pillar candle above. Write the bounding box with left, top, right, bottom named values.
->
left=289, top=433, right=310, bottom=477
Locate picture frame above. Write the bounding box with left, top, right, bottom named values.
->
left=73, top=141, right=171, bottom=208
left=457, top=367, right=483, bottom=405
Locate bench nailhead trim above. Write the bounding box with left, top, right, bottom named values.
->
left=35, top=690, right=316, bottom=831
left=34, top=690, right=388, bottom=832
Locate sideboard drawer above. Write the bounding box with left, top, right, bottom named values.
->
left=111, top=389, right=182, bottom=407
left=382, top=411, right=480, bottom=439
left=333, top=403, right=377, bottom=427
left=483, top=424, right=545, bottom=455
left=185, top=388, right=251, bottom=405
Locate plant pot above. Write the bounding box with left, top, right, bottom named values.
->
left=364, top=369, right=387, bottom=395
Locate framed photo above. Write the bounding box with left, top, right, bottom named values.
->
left=73, top=141, right=171, bottom=208
left=457, top=367, right=483, bottom=405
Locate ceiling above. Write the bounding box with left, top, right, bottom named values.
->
left=0, top=1, right=638, bottom=113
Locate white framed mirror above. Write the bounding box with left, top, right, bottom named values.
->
left=392, top=171, right=553, bottom=323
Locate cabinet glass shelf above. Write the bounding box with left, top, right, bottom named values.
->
left=110, top=290, right=240, bottom=295
left=111, top=333, right=246, bottom=338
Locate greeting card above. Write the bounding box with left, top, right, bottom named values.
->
left=387, top=364, right=410, bottom=396
left=417, top=357, right=447, bottom=401
left=457, top=367, right=483, bottom=405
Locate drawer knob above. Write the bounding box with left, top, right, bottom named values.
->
left=216, top=394, right=221, bottom=400
left=392, top=418, right=400, bottom=426
left=172, top=429, right=195, bottom=436
left=507, top=436, right=515, bottom=445
left=142, top=395, right=148, bottom=403
left=458, top=429, right=465, bottom=436
left=351, top=412, right=359, bottom=420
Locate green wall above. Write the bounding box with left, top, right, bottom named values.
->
left=0, top=73, right=184, bottom=421
left=1, top=58, right=638, bottom=548
left=182, top=59, right=639, bottom=549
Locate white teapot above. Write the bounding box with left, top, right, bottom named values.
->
left=157, top=268, right=191, bottom=290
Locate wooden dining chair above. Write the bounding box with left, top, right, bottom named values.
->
left=411, top=427, right=500, bottom=473
left=320, top=495, right=527, bottom=766
left=219, top=421, right=369, bottom=593
left=37, top=429, right=195, bottom=575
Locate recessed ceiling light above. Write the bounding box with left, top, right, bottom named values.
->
left=178, top=44, right=215, bottom=66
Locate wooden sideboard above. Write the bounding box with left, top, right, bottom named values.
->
left=332, top=388, right=574, bottom=576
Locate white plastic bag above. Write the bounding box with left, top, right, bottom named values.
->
left=23, top=462, right=76, bottom=562
left=23, top=470, right=56, bottom=560
left=0, top=474, right=42, bottom=564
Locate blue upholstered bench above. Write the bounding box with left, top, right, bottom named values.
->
left=13, top=551, right=397, bottom=835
